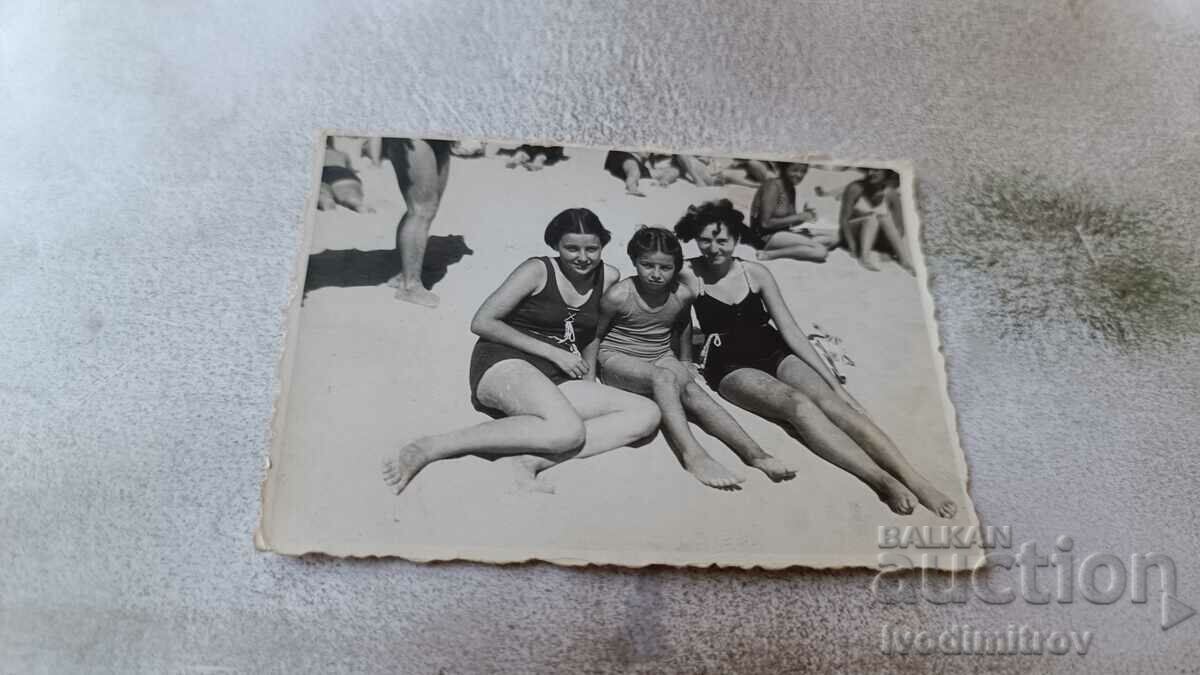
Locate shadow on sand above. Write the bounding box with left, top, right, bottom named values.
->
left=303, top=234, right=474, bottom=299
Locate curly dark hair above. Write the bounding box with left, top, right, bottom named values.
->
left=543, top=207, right=613, bottom=247
left=673, top=199, right=750, bottom=242
left=626, top=225, right=684, bottom=273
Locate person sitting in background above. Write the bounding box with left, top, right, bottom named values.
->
left=318, top=138, right=371, bottom=213
left=839, top=168, right=915, bottom=274
left=748, top=162, right=838, bottom=262
left=603, top=150, right=681, bottom=197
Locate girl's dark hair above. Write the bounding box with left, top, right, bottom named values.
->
left=626, top=226, right=684, bottom=274
left=543, top=208, right=612, bottom=247
left=861, top=168, right=900, bottom=196
left=673, top=199, right=749, bottom=242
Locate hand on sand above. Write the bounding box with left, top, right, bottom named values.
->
left=382, top=441, right=433, bottom=495
left=748, top=456, right=797, bottom=482
left=909, top=480, right=958, bottom=519
left=682, top=454, right=744, bottom=490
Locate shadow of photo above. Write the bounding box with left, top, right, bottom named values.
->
left=303, top=234, right=474, bottom=299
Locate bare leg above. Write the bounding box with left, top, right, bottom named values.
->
left=621, top=158, right=645, bottom=197
left=382, top=360, right=585, bottom=495
left=718, top=369, right=918, bottom=515
left=505, top=149, right=530, bottom=169
left=841, top=216, right=862, bottom=258
left=876, top=212, right=916, bottom=275
left=590, top=355, right=741, bottom=489
left=505, top=378, right=663, bottom=484
left=674, top=154, right=714, bottom=186
left=755, top=231, right=830, bottom=262
left=856, top=214, right=882, bottom=271
left=386, top=139, right=451, bottom=307
left=318, top=183, right=336, bottom=211
left=742, top=160, right=775, bottom=182
left=774, top=357, right=956, bottom=518
left=653, top=357, right=796, bottom=482
left=717, top=170, right=760, bottom=188
left=330, top=179, right=369, bottom=213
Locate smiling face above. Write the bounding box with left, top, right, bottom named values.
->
left=555, top=233, right=604, bottom=277
left=633, top=250, right=677, bottom=289
left=785, top=163, right=809, bottom=184
left=694, top=222, right=738, bottom=265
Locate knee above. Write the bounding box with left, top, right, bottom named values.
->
left=628, top=397, right=662, bottom=436
left=787, top=392, right=823, bottom=423
left=650, top=367, right=680, bottom=393
left=536, top=416, right=587, bottom=454
left=680, top=381, right=705, bottom=404
left=405, top=194, right=441, bottom=220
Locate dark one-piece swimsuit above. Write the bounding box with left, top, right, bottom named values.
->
left=468, top=256, right=603, bottom=418
left=693, top=260, right=792, bottom=391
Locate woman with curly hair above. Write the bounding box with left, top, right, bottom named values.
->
left=672, top=199, right=957, bottom=517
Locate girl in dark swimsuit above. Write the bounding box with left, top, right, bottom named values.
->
left=748, top=162, right=839, bottom=262
left=383, top=208, right=661, bottom=495
left=674, top=200, right=957, bottom=518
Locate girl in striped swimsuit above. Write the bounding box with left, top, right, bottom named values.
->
left=595, top=227, right=797, bottom=490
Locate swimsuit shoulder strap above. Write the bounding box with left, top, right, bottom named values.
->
left=736, top=259, right=755, bottom=294
left=538, top=256, right=564, bottom=303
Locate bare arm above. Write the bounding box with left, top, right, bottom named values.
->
left=758, top=180, right=813, bottom=231
left=674, top=155, right=713, bottom=186
left=838, top=182, right=865, bottom=256
left=588, top=280, right=627, bottom=381
left=750, top=262, right=847, bottom=394
left=674, top=284, right=697, bottom=364
left=885, top=187, right=906, bottom=238
left=366, top=137, right=383, bottom=167
left=470, top=259, right=585, bottom=373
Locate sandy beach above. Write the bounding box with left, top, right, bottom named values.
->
left=262, top=143, right=977, bottom=567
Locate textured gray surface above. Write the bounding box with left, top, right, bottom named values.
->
left=2, top=1, right=1198, bottom=672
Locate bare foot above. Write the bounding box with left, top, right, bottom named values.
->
left=860, top=251, right=881, bottom=272
left=874, top=477, right=917, bottom=515
left=625, top=187, right=646, bottom=197
left=754, top=250, right=771, bottom=261
left=908, top=480, right=957, bottom=518
left=681, top=453, right=744, bottom=490
left=505, top=159, right=521, bottom=169
left=500, top=456, right=556, bottom=494
left=382, top=440, right=435, bottom=495
left=395, top=285, right=440, bottom=308
left=748, top=456, right=797, bottom=482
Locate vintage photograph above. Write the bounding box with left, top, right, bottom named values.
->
left=257, top=135, right=979, bottom=568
